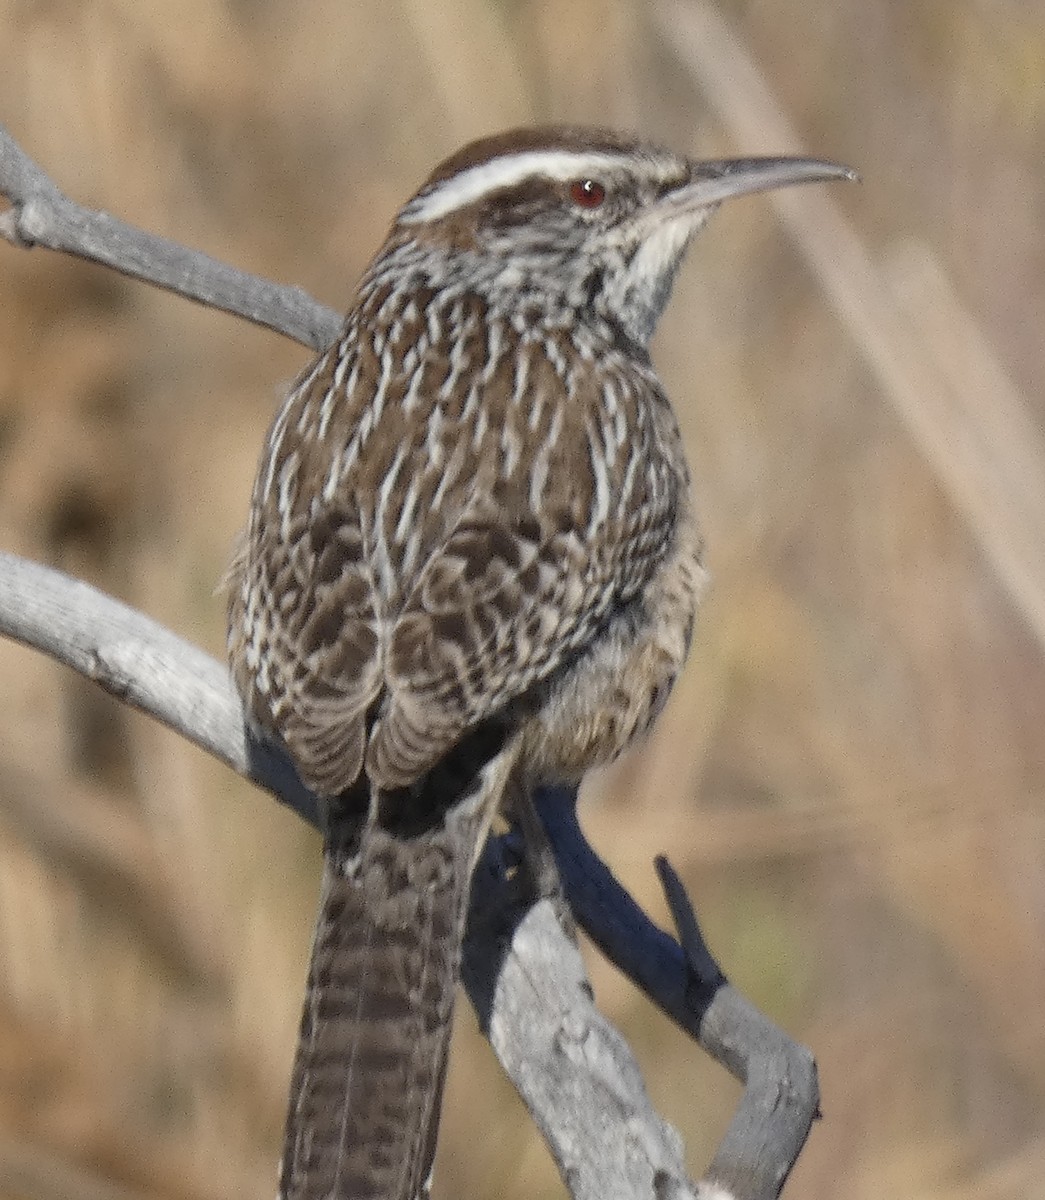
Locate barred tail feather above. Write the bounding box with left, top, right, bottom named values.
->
left=279, top=748, right=517, bottom=1200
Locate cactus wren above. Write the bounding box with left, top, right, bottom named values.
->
left=227, top=126, right=851, bottom=1200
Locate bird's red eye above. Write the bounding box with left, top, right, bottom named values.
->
left=569, top=178, right=606, bottom=209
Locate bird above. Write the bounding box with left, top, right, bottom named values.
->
left=226, top=125, right=851, bottom=1200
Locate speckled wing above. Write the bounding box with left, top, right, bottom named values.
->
left=231, top=298, right=681, bottom=797
left=228, top=341, right=390, bottom=797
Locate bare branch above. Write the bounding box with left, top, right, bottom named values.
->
left=464, top=867, right=709, bottom=1200
left=657, top=859, right=818, bottom=1199
left=0, top=123, right=339, bottom=351
left=0, top=550, right=318, bottom=826
left=535, top=789, right=818, bottom=1200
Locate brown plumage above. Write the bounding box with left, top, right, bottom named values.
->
left=226, top=126, right=851, bottom=1200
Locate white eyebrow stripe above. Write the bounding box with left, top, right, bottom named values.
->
left=400, top=150, right=633, bottom=223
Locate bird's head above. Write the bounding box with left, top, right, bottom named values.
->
left=383, top=126, right=854, bottom=347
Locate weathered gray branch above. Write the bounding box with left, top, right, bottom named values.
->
left=537, top=790, right=818, bottom=1200
left=0, top=124, right=337, bottom=351
left=0, top=115, right=819, bottom=1199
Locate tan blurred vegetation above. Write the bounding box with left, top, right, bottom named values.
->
left=1, top=0, right=1044, bottom=1197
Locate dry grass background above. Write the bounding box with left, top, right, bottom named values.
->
left=0, top=0, right=1043, bottom=1197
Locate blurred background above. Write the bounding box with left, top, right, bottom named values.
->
left=1, top=0, right=1044, bottom=1197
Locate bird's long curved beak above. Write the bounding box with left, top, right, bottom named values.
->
left=664, top=156, right=856, bottom=215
